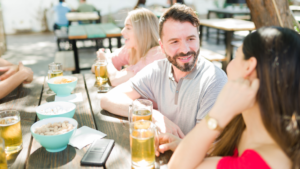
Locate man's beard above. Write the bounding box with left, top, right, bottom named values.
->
left=166, top=49, right=200, bottom=72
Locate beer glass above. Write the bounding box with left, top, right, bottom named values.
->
left=130, top=120, right=156, bottom=169
left=0, top=138, right=7, bottom=169
left=0, top=110, right=23, bottom=154
left=129, top=99, right=153, bottom=122
left=48, top=62, right=63, bottom=79
left=94, top=59, right=111, bottom=92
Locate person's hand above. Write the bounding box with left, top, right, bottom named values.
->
left=0, top=65, right=19, bottom=81
left=96, top=48, right=107, bottom=60
left=18, top=62, right=33, bottom=84
left=152, top=110, right=185, bottom=139
left=156, top=133, right=181, bottom=156
left=210, top=78, right=260, bottom=126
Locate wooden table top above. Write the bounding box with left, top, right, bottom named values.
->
left=66, top=12, right=99, bottom=21
left=200, top=18, right=255, bottom=31
left=2, top=74, right=171, bottom=169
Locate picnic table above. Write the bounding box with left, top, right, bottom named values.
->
left=1, top=74, right=172, bottom=169
left=68, top=23, right=122, bottom=74
left=199, top=18, right=255, bottom=67
left=206, top=8, right=251, bottom=44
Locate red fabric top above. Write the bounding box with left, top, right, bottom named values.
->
left=217, top=148, right=271, bottom=169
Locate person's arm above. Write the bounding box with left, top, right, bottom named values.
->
left=0, top=62, right=34, bottom=99
left=168, top=78, right=260, bottom=169
left=0, top=58, right=13, bottom=66
left=100, top=81, right=141, bottom=117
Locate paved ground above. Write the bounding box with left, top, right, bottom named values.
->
left=1, top=29, right=246, bottom=77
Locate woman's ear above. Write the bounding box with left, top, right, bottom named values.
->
left=244, top=57, right=257, bottom=79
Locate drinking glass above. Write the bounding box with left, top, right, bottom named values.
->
left=130, top=120, right=156, bottom=169
left=129, top=99, right=153, bottom=123
left=0, top=138, right=7, bottom=169
left=94, top=59, right=111, bottom=92
left=48, top=62, right=63, bottom=79
left=0, top=110, right=23, bottom=154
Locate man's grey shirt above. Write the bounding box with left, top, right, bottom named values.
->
left=129, top=57, right=227, bottom=135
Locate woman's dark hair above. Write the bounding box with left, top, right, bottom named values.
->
left=134, top=0, right=146, bottom=9
left=209, top=27, right=300, bottom=169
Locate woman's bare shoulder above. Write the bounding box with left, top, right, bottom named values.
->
left=254, top=144, right=291, bottom=169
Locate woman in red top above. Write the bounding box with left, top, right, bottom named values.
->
left=156, top=27, right=300, bottom=169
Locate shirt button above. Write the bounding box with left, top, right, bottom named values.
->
left=176, top=90, right=179, bottom=93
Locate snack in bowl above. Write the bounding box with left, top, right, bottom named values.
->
left=54, top=78, right=76, bottom=84
left=36, top=101, right=76, bottom=120
left=34, top=121, right=74, bottom=136
left=31, top=117, right=78, bottom=152
left=47, top=76, right=78, bottom=97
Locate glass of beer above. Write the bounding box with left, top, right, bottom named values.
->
left=129, top=99, right=153, bottom=122
left=0, top=110, right=23, bottom=154
left=130, top=120, right=156, bottom=169
left=0, top=138, right=7, bottom=169
left=48, top=62, right=63, bottom=79
left=94, top=59, right=111, bottom=92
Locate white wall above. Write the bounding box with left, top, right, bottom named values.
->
left=0, top=0, right=222, bottom=34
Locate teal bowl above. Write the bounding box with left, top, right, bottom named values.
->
left=36, top=101, right=76, bottom=120
left=47, top=76, right=78, bottom=97
left=30, top=117, right=78, bottom=152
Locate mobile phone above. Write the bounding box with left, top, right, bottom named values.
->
left=81, top=139, right=115, bottom=166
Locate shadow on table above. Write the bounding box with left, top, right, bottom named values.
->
left=45, top=95, right=55, bottom=102
left=28, top=146, right=76, bottom=167
left=0, top=87, right=30, bottom=104
left=6, top=150, right=21, bottom=167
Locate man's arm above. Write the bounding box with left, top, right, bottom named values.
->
left=100, top=82, right=141, bottom=117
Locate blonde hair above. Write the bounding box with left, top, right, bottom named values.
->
left=127, top=8, right=159, bottom=65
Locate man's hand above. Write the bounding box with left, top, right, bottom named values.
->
left=19, top=62, right=33, bottom=84
left=152, top=110, right=185, bottom=139
left=156, top=133, right=181, bottom=156
left=0, top=65, right=19, bottom=81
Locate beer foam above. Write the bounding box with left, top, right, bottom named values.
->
left=0, top=117, right=19, bottom=126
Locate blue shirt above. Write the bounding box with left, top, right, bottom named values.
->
left=54, top=3, right=70, bottom=26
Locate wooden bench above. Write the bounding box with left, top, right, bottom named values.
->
left=54, top=51, right=75, bottom=72
left=200, top=48, right=227, bottom=70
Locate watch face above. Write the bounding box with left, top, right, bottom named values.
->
left=208, top=118, right=217, bottom=130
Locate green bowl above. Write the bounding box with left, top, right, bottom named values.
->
left=47, top=76, right=78, bottom=97
left=30, top=117, right=78, bottom=152
left=36, top=101, right=76, bottom=120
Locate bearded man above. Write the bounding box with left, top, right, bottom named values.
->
left=100, top=4, right=227, bottom=137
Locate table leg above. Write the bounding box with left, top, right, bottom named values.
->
left=200, top=25, right=203, bottom=47
left=71, top=40, right=80, bottom=74
left=224, top=31, right=233, bottom=70
left=117, top=37, right=121, bottom=48
left=206, top=11, right=211, bottom=40
left=108, top=38, right=112, bottom=52
left=217, top=29, right=220, bottom=44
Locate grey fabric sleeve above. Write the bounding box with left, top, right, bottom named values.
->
left=129, top=63, right=156, bottom=101
left=196, top=73, right=227, bottom=120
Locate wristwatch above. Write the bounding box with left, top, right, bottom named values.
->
left=204, top=114, right=223, bottom=131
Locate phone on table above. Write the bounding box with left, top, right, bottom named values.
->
left=81, top=139, right=115, bottom=166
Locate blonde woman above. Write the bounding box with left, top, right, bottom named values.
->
left=91, top=8, right=165, bottom=86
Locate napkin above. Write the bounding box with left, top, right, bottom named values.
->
left=68, top=126, right=106, bottom=149
left=55, top=93, right=83, bottom=102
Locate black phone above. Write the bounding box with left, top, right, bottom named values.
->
left=81, top=139, right=115, bottom=166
